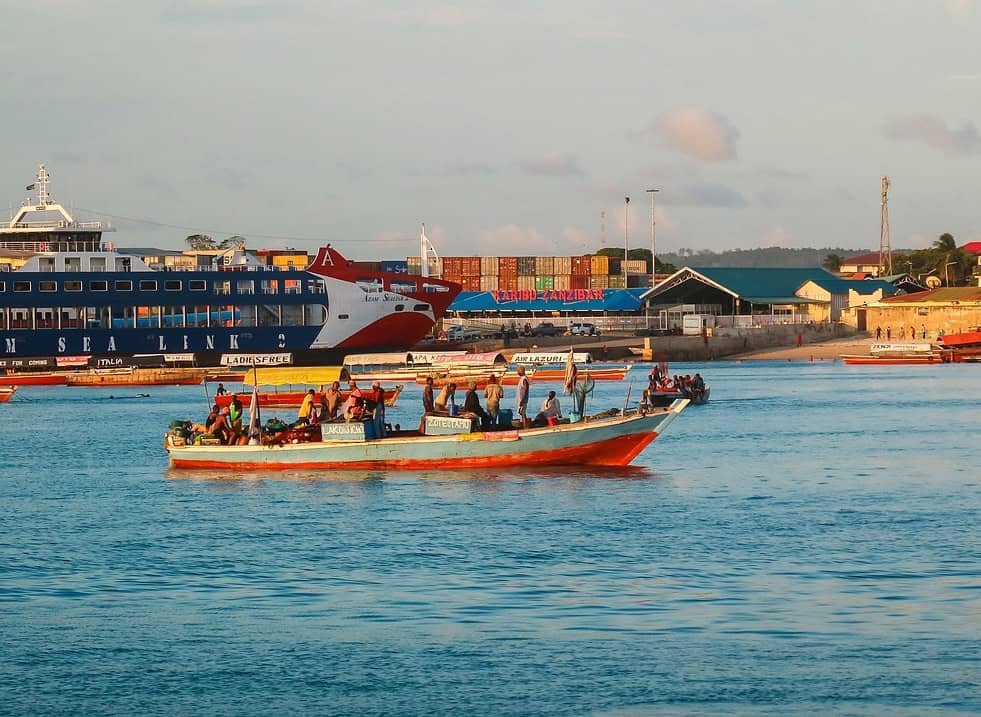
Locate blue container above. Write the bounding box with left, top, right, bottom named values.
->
left=448, top=404, right=459, bottom=417
left=498, top=409, right=513, bottom=427
left=362, top=419, right=376, bottom=440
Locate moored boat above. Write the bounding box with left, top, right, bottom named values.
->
left=0, top=386, right=17, bottom=402
left=502, top=365, right=630, bottom=384
left=65, top=367, right=206, bottom=386
left=0, top=372, right=68, bottom=386
left=937, top=329, right=981, bottom=362
left=840, top=343, right=947, bottom=365
left=165, top=399, right=689, bottom=470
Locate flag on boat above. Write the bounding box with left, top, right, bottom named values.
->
left=563, top=346, right=577, bottom=395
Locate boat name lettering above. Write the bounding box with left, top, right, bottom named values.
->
left=97, top=357, right=125, bottom=368
left=491, top=289, right=607, bottom=303
left=220, top=353, right=292, bottom=367
left=2, top=333, right=252, bottom=356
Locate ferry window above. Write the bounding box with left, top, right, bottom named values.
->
left=13, top=281, right=31, bottom=292
left=39, top=281, right=57, bottom=292
left=285, top=280, right=302, bottom=294
left=0, top=282, right=5, bottom=292
left=115, top=280, right=133, bottom=291
left=261, top=280, right=279, bottom=295
left=237, top=280, right=255, bottom=295
left=306, top=304, right=327, bottom=325
left=89, top=257, right=107, bottom=272
left=162, top=306, right=184, bottom=328
left=257, top=304, right=281, bottom=326
left=165, top=280, right=182, bottom=291
left=393, top=281, right=418, bottom=294
left=189, top=280, right=206, bottom=291
left=139, top=280, right=157, bottom=291
left=90, top=280, right=108, bottom=292
left=65, top=281, right=82, bottom=292
left=338, top=314, right=349, bottom=320
left=61, top=307, right=83, bottom=329
left=186, top=305, right=209, bottom=327
left=237, top=305, right=256, bottom=327
left=282, top=305, right=303, bottom=326
left=215, top=280, right=231, bottom=295
left=35, top=309, right=56, bottom=329
left=10, top=308, right=30, bottom=328
left=394, top=304, right=405, bottom=312
left=413, top=304, right=429, bottom=312
left=65, top=257, right=81, bottom=272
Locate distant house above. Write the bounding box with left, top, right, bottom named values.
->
left=795, top=277, right=895, bottom=321
left=839, top=252, right=909, bottom=278
left=961, top=242, right=981, bottom=286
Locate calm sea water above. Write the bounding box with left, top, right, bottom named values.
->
left=1, top=361, right=979, bottom=716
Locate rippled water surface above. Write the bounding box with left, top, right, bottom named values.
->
left=1, top=361, right=979, bottom=716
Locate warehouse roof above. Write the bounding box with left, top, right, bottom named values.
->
left=881, top=287, right=981, bottom=303
left=644, top=266, right=843, bottom=305
left=800, top=276, right=897, bottom=295
left=449, top=289, right=646, bottom=313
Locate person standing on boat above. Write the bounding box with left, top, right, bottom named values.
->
left=298, top=389, right=316, bottom=423
left=516, top=365, right=530, bottom=429
left=484, top=374, right=503, bottom=424
left=216, top=383, right=227, bottom=396
left=422, top=376, right=436, bottom=414
left=229, top=394, right=244, bottom=439
left=370, top=381, right=386, bottom=438
left=692, top=373, right=706, bottom=402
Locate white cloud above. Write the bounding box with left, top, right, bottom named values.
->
left=945, top=0, right=975, bottom=18
left=559, top=226, right=595, bottom=252
left=516, top=153, right=584, bottom=177
left=883, top=114, right=981, bottom=156
left=476, top=224, right=557, bottom=254
left=649, top=108, right=740, bottom=162
left=764, top=225, right=793, bottom=245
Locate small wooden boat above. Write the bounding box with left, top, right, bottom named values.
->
left=0, top=386, right=17, bottom=403
left=0, top=372, right=68, bottom=386
left=937, top=329, right=981, bottom=362
left=66, top=367, right=205, bottom=386
left=214, top=385, right=403, bottom=409
left=165, top=399, right=689, bottom=470
left=415, top=370, right=509, bottom=389
left=645, top=386, right=711, bottom=406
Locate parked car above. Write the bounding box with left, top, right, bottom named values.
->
left=446, top=325, right=481, bottom=341
left=571, top=322, right=600, bottom=336
left=530, top=322, right=564, bottom=337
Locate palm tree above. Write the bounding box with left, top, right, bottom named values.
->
left=931, top=233, right=971, bottom=286
left=823, top=253, right=844, bottom=272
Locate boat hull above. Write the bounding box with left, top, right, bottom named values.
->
left=0, top=387, right=16, bottom=402
left=0, top=373, right=68, bottom=386
left=166, top=400, right=688, bottom=470
left=501, top=367, right=629, bottom=384
left=840, top=355, right=944, bottom=365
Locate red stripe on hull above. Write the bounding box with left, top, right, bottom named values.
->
left=170, top=431, right=660, bottom=471
left=0, top=374, right=68, bottom=385
left=336, top=312, right=436, bottom=349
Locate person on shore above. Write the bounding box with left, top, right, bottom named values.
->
left=463, top=382, right=488, bottom=425
left=796, top=333, right=802, bottom=347
left=484, top=374, right=503, bottom=423
left=297, top=389, right=316, bottom=423
left=886, top=326, right=892, bottom=340
left=910, top=325, right=916, bottom=341
left=534, top=390, right=562, bottom=425
left=323, top=381, right=341, bottom=421
left=515, top=365, right=530, bottom=429
left=899, top=326, right=905, bottom=340
left=435, top=382, right=456, bottom=413
left=875, top=326, right=882, bottom=340
left=370, top=381, right=386, bottom=438
left=422, top=376, right=435, bottom=414
left=921, top=325, right=927, bottom=339
left=215, top=383, right=227, bottom=396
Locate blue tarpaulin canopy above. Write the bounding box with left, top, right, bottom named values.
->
left=449, top=289, right=646, bottom=313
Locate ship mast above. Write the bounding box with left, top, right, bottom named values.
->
left=37, top=164, right=51, bottom=206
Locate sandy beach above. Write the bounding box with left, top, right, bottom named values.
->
left=731, top=336, right=874, bottom=361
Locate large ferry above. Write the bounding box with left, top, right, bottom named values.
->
left=0, top=166, right=461, bottom=367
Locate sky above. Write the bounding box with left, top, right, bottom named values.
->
left=2, top=0, right=980, bottom=260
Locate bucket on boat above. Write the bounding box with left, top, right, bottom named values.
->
left=547, top=417, right=559, bottom=426
left=498, top=409, right=513, bottom=427
left=448, top=404, right=459, bottom=417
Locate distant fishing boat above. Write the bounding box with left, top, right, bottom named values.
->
left=937, top=329, right=981, bottom=362
left=0, top=386, right=17, bottom=403
left=65, top=367, right=205, bottom=386
left=164, top=399, right=690, bottom=470
left=841, top=343, right=947, bottom=365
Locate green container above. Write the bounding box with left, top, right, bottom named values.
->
left=534, top=275, right=554, bottom=290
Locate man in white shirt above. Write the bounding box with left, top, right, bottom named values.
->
left=535, top=390, right=562, bottom=424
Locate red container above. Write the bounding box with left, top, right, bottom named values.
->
left=570, top=275, right=589, bottom=290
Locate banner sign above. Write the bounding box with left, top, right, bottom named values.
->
left=491, top=288, right=607, bottom=303
left=55, top=355, right=90, bottom=367
left=163, top=353, right=196, bottom=363
left=0, top=357, right=54, bottom=369
left=221, top=353, right=292, bottom=367
left=512, top=352, right=592, bottom=365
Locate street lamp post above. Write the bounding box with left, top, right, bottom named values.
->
left=623, top=196, right=630, bottom=287
left=945, top=261, right=957, bottom=287
left=646, top=188, right=659, bottom=287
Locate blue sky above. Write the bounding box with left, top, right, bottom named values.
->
left=2, top=0, right=980, bottom=259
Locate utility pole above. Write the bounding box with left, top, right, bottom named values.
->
left=646, top=188, right=659, bottom=287
left=879, top=176, right=892, bottom=276
left=623, top=196, right=630, bottom=287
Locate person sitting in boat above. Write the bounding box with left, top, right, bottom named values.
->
left=342, top=381, right=365, bottom=422
left=691, top=373, right=706, bottom=402
left=201, top=403, right=231, bottom=444
left=462, top=381, right=488, bottom=426
left=533, top=390, right=562, bottom=426
left=434, top=382, right=457, bottom=414
left=215, top=383, right=227, bottom=396
left=484, top=374, right=503, bottom=424
left=297, top=389, right=317, bottom=424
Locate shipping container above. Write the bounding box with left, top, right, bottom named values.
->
left=498, top=274, right=518, bottom=291
left=626, top=274, right=651, bottom=288
left=498, top=256, right=518, bottom=275
left=460, top=276, right=481, bottom=292
left=607, top=256, right=621, bottom=275
left=479, top=275, right=499, bottom=292
left=442, top=273, right=463, bottom=285
left=570, top=274, right=589, bottom=290
left=624, top=259, right=648, bottom=274
left=535, top=256, right=554, bottom=275
left=553, top=256, right=572, bottom=275
left=406, top=257, right=443, bottom=277
left=442, top=257, right=462, bottom=275
left=553, top=274, right=571, bottom=290
left=517, top=275, right=537, bottom=291
left=517, top=256, right=537, bottom=276
left=607, top=275, right=625, bottom=289
left=589, top=274, right=610, bottom=289
left=463, top=257, right=481, bottom=276
left=480, top=256, right=499, bottom=275
left=534, top=275, right=555, bottom=290
left=590, top=255, right=609, bottom=276
left=571, top=256, right=591, bottom=276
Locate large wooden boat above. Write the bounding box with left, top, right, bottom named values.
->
left=165, top=399, right=689, bottom=470
left=501, top=365, right=630, bottom=384
left=0, top=386, right=17, bottom=403
left=840, top=343, right=947, bottom=365
left=65, top=367, right=206, bottom=386
left=210, top=365, right=401, bottom=408
left=937, top=329, right=981, bottom=362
